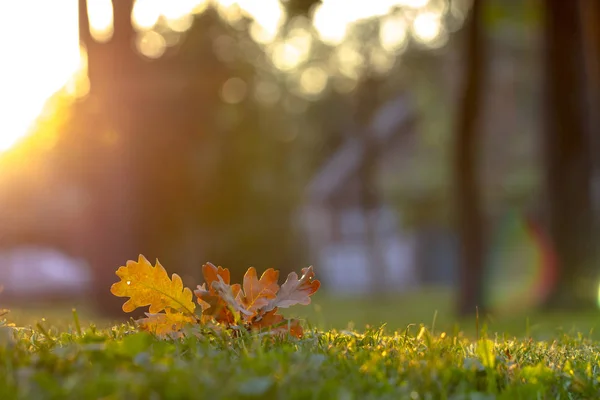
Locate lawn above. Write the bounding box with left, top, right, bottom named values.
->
left=9, top=287, right=600, bottom=340
left=1, top=315, right=600, bottom=399
left=295, top=288, right=600, bottom=341
left=2, top=288, right=600, bottom=399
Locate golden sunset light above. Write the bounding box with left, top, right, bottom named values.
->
left=0, top=0, right=80, bottom=153
left=0, top=0, right=445, bottom=154
left=1, top=0, right=583, bottom=395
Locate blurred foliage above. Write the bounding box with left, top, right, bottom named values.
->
left=0, top=0, right=544, bottom=286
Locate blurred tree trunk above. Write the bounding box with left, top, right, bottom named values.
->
left=78, top=0, right=139, bottom=316
left=579, top=0, right=600, bottom=218
left=454, top=0, right=487, bottom=316
left=542, top=0, right=598, bottom=309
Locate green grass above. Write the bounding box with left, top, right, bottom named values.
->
left=2, top=315, right=600, bottom=399
left=295, top=288, right=600, bottom=341
left=8, top=288, right=600, bottom=340
left=3, top=289, right=600, bottom=399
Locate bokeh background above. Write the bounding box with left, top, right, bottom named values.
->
left=1, top=0, right=599, bottom=336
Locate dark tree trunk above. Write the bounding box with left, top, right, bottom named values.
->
left=78, top=0, right=139, bottom=317
left=579, top=0, right=600, bottom=217
left=542, top=0, right=598, bottom=309
left=455, top=0, right=487, bottom=316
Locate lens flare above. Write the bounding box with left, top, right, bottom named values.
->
left=483, top=210, right=557, bottom=314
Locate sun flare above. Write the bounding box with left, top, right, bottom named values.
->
left=0, top=0, right=457, bottom=155
left=0, top=0, right=81, bottom=153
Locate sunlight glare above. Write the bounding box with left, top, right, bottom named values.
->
left=312, top=2, right=349, bottom=46
left=132, top=0, right=197, bottom=33
left=270, top=29, right=312, bottom=71
left=250, top=21, right=278, bottom=45
left=235, top=0, right=285, bottom=45
left=132, top=0, right=161, bottom=31
left=299, top=66, right=328, bottom=98
left=271, top=41, right=305, bottom=71
left=166, top=14, right=194, bottom=33
left=136, top=31, right=167, bottom=58
left=335, top=43, right=364, bottom=80
left=312, top=0, right=431, bottom=46
left=379, top=14, right=408, bottom=54
left=412, top=11, right=442, bottom=44
left=87, top=0, right=114, bottom=42
left=162, top=0, right=200, bottom=20
left=397, top=0, right=429, bottom=8
left=215, top=0, right=285, bottom=41
left=370, top=48, right=395, bottom=75
left=0, top=0, right=81, bottom=153
left=239, top=0, right=284, bottom=33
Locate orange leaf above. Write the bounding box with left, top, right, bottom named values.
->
left=195, top=263, right=233, bottom=309
left=110, top=255, right=196, bottom=316
left=269, top=318, right=304, bottom=338
left=252, top=310, right=285, bottom=330
left=264, top=266, right=320, bottom=312
left=195, top=263, right=247, bottom=324
left=237, top=267, right=279, bottom=317
left=212, top=278, right=253, bottom=317
left=202, top=262, right=230, bottom=286
left=250, top=311, right=303, bottom=338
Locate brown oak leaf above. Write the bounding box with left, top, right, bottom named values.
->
left=264, top=266, right=320, bottom=312
left=195, top=263, right=244, bottom=324
left=211, top=277, right=253, bottom=317
left=236, top=267, right=279, bottom=319
left=251, top=310, right=303, bottom=338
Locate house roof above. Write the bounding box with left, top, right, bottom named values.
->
left=307, top=93, right=416, bottom=203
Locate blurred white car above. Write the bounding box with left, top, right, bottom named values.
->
left=0, top=246, right=92, bottom=299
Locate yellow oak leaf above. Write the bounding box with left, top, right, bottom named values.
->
left=137, top=310, right=196, bottom=338
left=110, top=255, right=196, bottom=316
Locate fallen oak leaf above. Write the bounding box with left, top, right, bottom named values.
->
left=110, top=255, right=196, bottom=316
left=111, top=259, right=318, bottom=340
left=272, top=319, right=303, bottom=338
left=195, top=263, right=237, bottom=309
left=252, top=314, right=303, bottom=338
left=195, top=282, right=237, bottom=322
left=211, top=276, right=253, bottom=317
left=195, top=263, right=242, bottom=324
left=137, top=309, right=196, bottom=338
left=202, top=262, right=230, bottom=287
left=263, top=266, right=320, bottom=312
left=252, top=309, right=284, bottom=330
left=237, top=267, right=279, bottom=318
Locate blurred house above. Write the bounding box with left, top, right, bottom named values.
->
left=300, top=94, right=420, bottom=293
